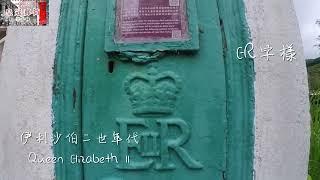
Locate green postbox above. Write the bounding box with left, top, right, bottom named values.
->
left=53, top=0, right=254, bottom=179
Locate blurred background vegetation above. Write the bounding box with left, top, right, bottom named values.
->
left=307, top=57, right=320, bottom=91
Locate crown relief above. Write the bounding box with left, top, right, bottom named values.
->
left=124, top=67, right=182, bottom=117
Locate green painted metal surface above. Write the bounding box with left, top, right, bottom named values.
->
left=83, top=0, right=226, bottom=179
left=215, top=1, right=255, bottom=179
left=53, top=0, right=254, bottom=179
left=52, top=0, right=87, bottom=179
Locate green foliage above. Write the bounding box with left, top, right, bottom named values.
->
left=307, top=57, right=320, bottom=91
left=307, top=56, right=320, bottom=180
left=308, top=93, right=320, bottom=180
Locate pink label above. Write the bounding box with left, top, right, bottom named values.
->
left=116, top=0, right=189, bottom=43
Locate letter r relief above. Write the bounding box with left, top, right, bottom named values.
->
left=156, top=118, right=203, bottom=170
left=116, top=118, right=203, bottom=171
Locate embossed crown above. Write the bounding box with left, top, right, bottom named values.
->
left=124, top=67, right=182, bottom=116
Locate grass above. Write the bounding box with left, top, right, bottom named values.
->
left=307, top=57, right=320, bottom=180
left=309, top=94, right=320, bottom=180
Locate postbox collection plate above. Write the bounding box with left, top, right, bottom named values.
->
left=105, top=0, right=199, bottom=52
left=115, top=0, right=189, bottom=43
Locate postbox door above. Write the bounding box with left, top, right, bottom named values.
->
left=82, top=0, right=227, bottom=179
